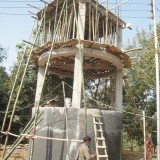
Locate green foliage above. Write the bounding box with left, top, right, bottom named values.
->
left=0, top=45, right=7, bottom=63
left=0, top=45, right=9, bottom=144
left=123, top=23, right=160, bottom=149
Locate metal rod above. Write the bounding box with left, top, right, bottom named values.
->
left=109, top=0, right=128, bottom=10
left=28, top=11, right=36, bottom=15
left=151, top=0, right=160, bottom=159
left=22, top=40, right=40, bottom=48
left=40, top=0, right=54, bottom=8
left=27, top=4, right=41, bottom=10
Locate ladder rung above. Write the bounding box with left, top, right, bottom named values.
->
left=94, top=122, right=103, bottom=125
left=97, top=145, right=106, bottom=148
left=97, top=137, right=105, bottom=140
left=93, top=114, right=102, bottom=118
left=98, top=155, right=108, bottom=158
left=96, top=129, right=103, bottom=132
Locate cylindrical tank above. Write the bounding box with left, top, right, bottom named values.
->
left=29, top=107, right=122, bottom=160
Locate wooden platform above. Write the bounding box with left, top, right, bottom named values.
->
left=31, top=39, right=131, bottom=79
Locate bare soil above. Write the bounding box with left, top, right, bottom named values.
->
left=0, top=146, right=157, bottom=160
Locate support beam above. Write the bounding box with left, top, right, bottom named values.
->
left=72, top=2, right=86, bottom=108
left=115, top=69, right=123, bottom=111
left=34, top=67, right=45, bottom=107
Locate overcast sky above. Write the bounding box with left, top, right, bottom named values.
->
left=0, top=0, right=160, bottom=73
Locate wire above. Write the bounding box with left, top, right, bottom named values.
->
left=0, top=7, right=149, bottom=12
left=121, top=16, right=152, bottom=19
left=156, top=6, right=160, bottom=13
left=0, top=7, right=42, bottom=9
left=0, top=0, right=40, bottom=3
left=0, top=13, right=31, bottom=15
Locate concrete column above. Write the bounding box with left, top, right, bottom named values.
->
left=117, top=27, right=122, bottom=49
left=76, top=2, right=86, bottom=39
left=72, top=48, right=83, bottom=108
left=34, top=66, right=45, bottom=107
left=72, top=2, right=86, bottom=108
left=115, top=69, right=123, bottom=111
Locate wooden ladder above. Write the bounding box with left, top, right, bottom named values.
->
left=93, top=113, right=109, bottom=160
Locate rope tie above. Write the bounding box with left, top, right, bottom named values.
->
left=29, top=129, right=36, bottom=139
left=28, top=135, right=36, bottom=140
left=3, top=128, right=11, bottom=136
left=4, top=131, right=9, bottom=136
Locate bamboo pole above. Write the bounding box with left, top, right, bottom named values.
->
left=72, top=15, right=76, bottom=38
left=29, top=1, right=67, bottom=159
left=105, top=0, right=108, bottom=44
left=92, top=8, right=95, bottom=41
left=2, top=12, right=44, bottom=159
left=62, top=81, right=69, bottom=160
left=2, top=114, right=43, bottom=160
left=89, top=5, right=91, bottom=40
left=1, top=20, right=37, bottom=132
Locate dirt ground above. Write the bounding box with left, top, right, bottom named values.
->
left=0, top=145, right=157, bottom=160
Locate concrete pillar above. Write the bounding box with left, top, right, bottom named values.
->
left=72, top=2, right=86, bottom=108
left=117, top=27, right=122, bottom=49
left=115, top=69, right=123, bottom=111
left=34, top=66, right=45, bottom=107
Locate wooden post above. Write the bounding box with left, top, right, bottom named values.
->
left=115, top=69, right=123, bottom=111
left=72, top=2, right=86, bottom=108
left=143, top=110, right=147, bottom=160
left=34, top=67, right=45, bottom=107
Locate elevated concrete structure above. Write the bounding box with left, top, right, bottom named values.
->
left=28, top=0, right=132, bottom=159
left=31, top=107, right=122, bottom=160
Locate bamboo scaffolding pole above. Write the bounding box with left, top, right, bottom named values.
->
left=92, top=8, right=95, bottom=41
left=61, top=6, right=66, bottom=41
left=105, top=0, right=108, bottom=44
left=89, top=5, right=91, bottom=40
left=2, top=113, right=43, bottom=160
left=116, top=6, right=119, bottom=47
left=97, top=13, right=100, bottom=42
left=62, top=81, right=69, bottom=160
left=1, top=131, right=83, bottom=143
left=1, top=20, right=37, bottom=133
left=72, top=15, right=76, bottom=38
left=24, top=134, right=83, bottom=142
left=66, top=6, right=73, bottom=40
left=42, top=6, right=46, bottom=44
left=95, top=0, right=98, bottom=40
left=48, top=16, right=51, bottom=41
left=2, top=12, right=44, bottom=159
left=29, top=1, right=68, bottom=159
left=64, top=0, right=68, bottom=41
left=103, top=18, right=105, bottom=43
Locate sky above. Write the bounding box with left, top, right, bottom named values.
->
left=0, top=0, right=160, bottom=73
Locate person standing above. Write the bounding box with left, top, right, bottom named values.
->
left=76, top=136, right=96, bottom=160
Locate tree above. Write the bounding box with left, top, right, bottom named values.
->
left=122, top=23, right=160, bottom=150
left=0, top=45, right=9, bottom=143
